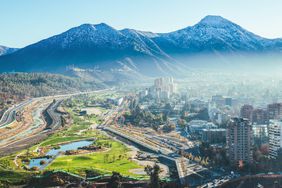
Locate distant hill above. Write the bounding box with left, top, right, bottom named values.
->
left=1, top=15, right=282, bottom=80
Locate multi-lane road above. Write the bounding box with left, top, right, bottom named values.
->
left=0, top=99, right=34, bottom=128
left=0, top=88, right=112, bottom=129
left=0, top=88, right=112, bottom=156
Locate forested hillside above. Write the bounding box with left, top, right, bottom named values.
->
left=0, top=73, right=103, bottom=98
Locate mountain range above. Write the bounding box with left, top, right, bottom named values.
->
left=1, top=15, right=282, bottom=81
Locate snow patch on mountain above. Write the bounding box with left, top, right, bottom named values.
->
left=0, top=45, right=18, bottom=56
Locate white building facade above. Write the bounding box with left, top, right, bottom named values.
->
left=268, top=120, right=282, bottom=158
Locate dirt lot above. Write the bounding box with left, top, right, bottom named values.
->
left=127, top=145, right=169, bottom=178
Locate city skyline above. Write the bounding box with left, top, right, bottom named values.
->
left=1, top=0, right=282, bottom=47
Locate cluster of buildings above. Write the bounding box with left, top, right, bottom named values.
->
left=211, top=95, right=234, bottom=107
left=240, top=103, right=282, bottom=125
left=208, top=95, right=239, bottom=126
left=187, top=120, right=227, bottom=144
left=226, top=102, right=282, bottom=166
left=139, top=77, right=177, bottom=101
left=240, top=104, right=268, bottom=125
left=137, top=79, right=282, bottom=166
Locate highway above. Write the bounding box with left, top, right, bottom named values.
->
left=44, top=99, right=64, bottom=130
left=0, top=99, right=52, bottom=156
left=0, top=88, right=112, bottom=129
left=0, top=88, right=111, bottom=156
left=0, top=99, right=33, bottom=128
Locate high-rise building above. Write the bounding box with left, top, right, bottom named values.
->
left=267, top=103, right=282, bottom=120
left=227, top=118, right=253, bottom=166
left=268, top=120, right=282, bottom=158
left=240, top=104, right=254, bottom=122
left=252, top=108, right=268, bottom=125
left=152, top=77, right=176, bottom=100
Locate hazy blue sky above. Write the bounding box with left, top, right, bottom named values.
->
left=1, top=0, right=282, bottom=47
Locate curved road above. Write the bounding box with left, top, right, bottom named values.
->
left=0, top=88, right=112, bottom=156
left=0, top=88, right=112, bottom=129
left=0, top=99, right=33, bottom=128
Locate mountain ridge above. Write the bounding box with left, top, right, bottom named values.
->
left=1, top=15, right=282, bottom=80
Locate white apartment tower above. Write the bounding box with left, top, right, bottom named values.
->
left=268, top=120, right=282, bottom=158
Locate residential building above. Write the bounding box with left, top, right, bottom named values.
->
left=188, top=120, right=217, bottom=134
left=201, top=128, right=226, bottom=144
left=252, top=108, right=268, bottom=125
left=268, top=120, right=282, bottom=158
left=267, top=103, right=282, bottom=120
left=240, top=104, right=254, bottom=122
left=227, top=117, right=253, bottom=166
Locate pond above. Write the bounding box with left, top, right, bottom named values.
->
left=28, top=140, right=93, bottom=170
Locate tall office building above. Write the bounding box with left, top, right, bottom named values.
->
left=227, top=118, right=253, bottom=166
left=268, top=120, right=282, bottom=158
left=240, top=104, right=254, bottom=122
left=267, top=103, right=282, bottom=120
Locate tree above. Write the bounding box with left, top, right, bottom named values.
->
left=145, top=164, right=161, bottom=188
left=109, top=171, right=122, bottom=188
left=178, top=118, right=187, bottom=129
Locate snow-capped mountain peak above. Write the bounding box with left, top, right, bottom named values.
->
left=197, top=15, right=232, bottom=27
left=1, top=15, right=282, bottom=76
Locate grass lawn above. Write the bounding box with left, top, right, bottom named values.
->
left=0, top=101, right=147, bottom=184
left=40, top=106, right=146, bottom=178
left=47, top=140, right=146, bottom=178
left=40, top=114, right=98, bottom=147
left=0, top=156, right=34, bottom=184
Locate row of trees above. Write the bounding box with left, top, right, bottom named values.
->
left=126, top=105, right=166, bottom=129
left=199, top=142, right=229, bottom=166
